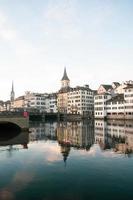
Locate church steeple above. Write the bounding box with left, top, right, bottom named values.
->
left=61, top=67, right=70, bottom=88
left=10, top=81, right=15, bottom=102
left=61, top=67, right=70, bottom=81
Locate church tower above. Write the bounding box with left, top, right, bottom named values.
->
left=61, top=67, right=70, bottom=89
left=10, top=81, right=15, bottom=102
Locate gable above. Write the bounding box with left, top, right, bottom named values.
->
left=97, top=85, right=106, bottom=94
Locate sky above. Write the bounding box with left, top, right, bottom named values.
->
left=0, top=0, right=133, bottom=100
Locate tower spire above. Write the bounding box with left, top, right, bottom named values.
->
left=61, top=67, right=70, bottom=81
left=10, top=81, right=15, bottom=102
left=11, top=81, right=14, bottom=92
left=61, top=67, right=70, bottom=89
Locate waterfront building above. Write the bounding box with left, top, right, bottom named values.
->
left=13, top=96, right=25, bottom=111
left=24, top=91, right=48, bottom=112
left=67, top=85, right=94, bottom=116
left=0, top=100, right=11, bottom=111
left=124, top=85, right=133, bottom=119
left=106, top=94, right=125, bottom=119
left=94, top=93, right=112, bottom=118
left=112, top=82, right=120, bottom=89
left=97, top=84, right=113, bottom=95
left=45, top=93, right=57, bottom=113
left=10, top=92, right=57, bottom=113
left=94, top=84, right=114, bottom=118
left=0, top=101, right=4, bottom=111
left=94, top=81, right=133, bottom=119
left=57, top=68, right=71, bottom=113
left=114, top=81, right=133, bottom=94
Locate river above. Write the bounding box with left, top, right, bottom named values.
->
left=0, top=120, right=133, bottom=200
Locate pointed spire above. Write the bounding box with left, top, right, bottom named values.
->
left=10, top=81, right=15, bottom=102
left=11, top=81, right=14, bottom=92
left=61, top=67, right=70, bottom=81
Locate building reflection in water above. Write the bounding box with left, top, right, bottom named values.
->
left=29, top=121, right=95, bottom=164
left=1, top=120, right=133, bottom=160
left=95, top=120, right=133, bottom=156
left=57, top=121, right=94, bottom=150
left=57, top=121, right=95, bottom=165
left=29, top=122, right=57, bottom=141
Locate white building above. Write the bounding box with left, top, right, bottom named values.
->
left=106, top=94, right=125, bottom=118
left=95, top=82, right=133, bottom=119
left=45, top=93, right=57, bottom=113
left=94, top=93, right=112, bottom=118
left=0, top=101, right=11, bottom=111
left=113, top=80, right=133, bottom=94
left=24, top=91, right=48, bottom=112
left=124, top=85, right=133, bottom=119
left=24, top=91, right=58, bottom=113
left=67, top=85, right=94, bottom=116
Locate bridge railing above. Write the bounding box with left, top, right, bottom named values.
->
left=0, top=111, right=25, bottom=117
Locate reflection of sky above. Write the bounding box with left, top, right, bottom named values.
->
left=0, top=121, right=133, bottom=200
left=0, top=138, right=133, bottom=200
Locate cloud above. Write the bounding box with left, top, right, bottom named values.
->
left=0, top=171, right=34, bottom=200
left=29, top=141, right=62, bottom=163
left=0, top=190, right=14, bottom=200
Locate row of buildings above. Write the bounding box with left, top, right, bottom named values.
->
left=94, top=81, right=133, bottom=119
left=0, top=68, right=94, bottom=116
left=1, top=68, right=133, bottom=119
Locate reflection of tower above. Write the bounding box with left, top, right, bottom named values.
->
left=10, top=81, right=15, bottom=102
left=60, top=144, right=70, bottom=167
left=61, top=67, right=70, bottom=89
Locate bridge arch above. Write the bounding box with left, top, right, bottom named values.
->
left=0, top=122, right=22, bottom=141
left=0, top=121, right=21, bottom=131
left=0, top=114, right=29, bottom=131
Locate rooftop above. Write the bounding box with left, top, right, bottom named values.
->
left=101, top=84, right=113, bottom=90
left=107, top=94, right=125, bottom=103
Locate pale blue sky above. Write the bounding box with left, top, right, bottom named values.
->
left=0, top=0, right=133, bottom=100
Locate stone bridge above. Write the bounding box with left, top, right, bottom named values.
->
left=0, top=112, right=29, bottom=131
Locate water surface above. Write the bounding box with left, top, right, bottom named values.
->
left=0, top=120, right=133, bottom=200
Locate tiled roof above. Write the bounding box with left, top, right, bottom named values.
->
left=123, top=84, right=133, bottom=89
left=107, top=94, right=125, bottom=103
left=15, top=96, right=24, bottom=100
left=69, top=86, right=93, bottom=92
left=101, top=84, right=113, bottom=90
left=112, top=82, right=120, bottom=87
